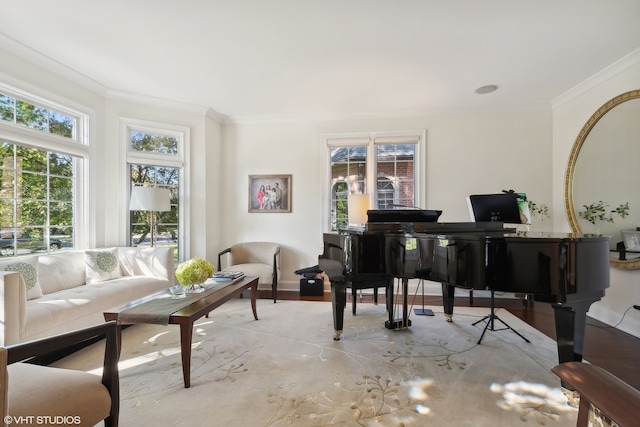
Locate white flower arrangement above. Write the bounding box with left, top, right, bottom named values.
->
left=175, top=257, right=215, bottom=287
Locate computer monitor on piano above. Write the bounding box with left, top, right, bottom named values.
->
left=467, top=191, right=530, bottom=224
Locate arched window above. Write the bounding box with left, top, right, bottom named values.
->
left=331, top=181, right=349, bottom=231
left=377, top=177, right=396, bottom=209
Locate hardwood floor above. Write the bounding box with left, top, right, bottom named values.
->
left=269, top=290, right=640, bottom=391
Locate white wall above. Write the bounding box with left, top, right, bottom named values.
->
left=552, top=58, right=640, bottom=338
left=221, top=110, right=552, bottom=287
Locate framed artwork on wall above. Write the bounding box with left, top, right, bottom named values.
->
left=248, top=174, right=292, bottom=213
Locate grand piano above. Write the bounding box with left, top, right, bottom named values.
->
left=319, top=210, right=610, bottom=366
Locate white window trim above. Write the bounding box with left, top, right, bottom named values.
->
left=0, top=76, right=88, bottom=146
left=322, top=130, right=425, bottom=232
left=0, top=77, right=92, bottom=249
left=120, top=117, right=189, bottom=260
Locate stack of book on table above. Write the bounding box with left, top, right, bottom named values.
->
left=212, top=271, right=245, bottom=281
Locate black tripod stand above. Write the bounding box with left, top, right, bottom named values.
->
left=472, top=291, right=530, bottom=344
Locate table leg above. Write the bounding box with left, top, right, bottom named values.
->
left=250, top=282, right=259, bottom=320
left=402, top=278, right=409, bottom=328
left=115, top=323, right=123, bottom=358
left=180, top=321, right=194, bottom=388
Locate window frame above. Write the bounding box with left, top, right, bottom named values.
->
left=121, top=117, right=189, bottom=261
left=322, top=130, right=424, bottom=232
left=0, top=80, right=90, bottom=252
left=0, top=81, right=87, bottom=146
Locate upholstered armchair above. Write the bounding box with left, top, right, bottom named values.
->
left=218, top=242, right=281, bottom=303
left=552, top=361, right=640, bottom=427
left=1, top=321, right=119, bottom=427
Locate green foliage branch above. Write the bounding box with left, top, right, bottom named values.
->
left=578, top=201, right=630, bottom=225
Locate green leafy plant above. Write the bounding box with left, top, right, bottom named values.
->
left=175, top=257, right=215, bottom=287
left=527, top=200, right=550, bottom=220
left=578, top=201, right=630, bottom=225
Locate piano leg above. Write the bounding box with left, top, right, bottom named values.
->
left=552, top=299, right=597, bottom=364
left=442, top=283, right=455, bottom=322
left=331, top=281, right=347, bottom=340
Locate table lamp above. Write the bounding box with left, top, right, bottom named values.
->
left=348, top=194, right=370, bottom=227
left=129, top=186, right=171, bottom=246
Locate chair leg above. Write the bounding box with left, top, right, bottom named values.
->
left=272, top=279, right=277, bottom=303
left=352, top=288, right=357, bottom=315
left=373, top=287, right=379, bottom=305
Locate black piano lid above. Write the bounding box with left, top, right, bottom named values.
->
left=367, top=209, right=442, bottom=223
left=429, top=230, right=612, bottom=242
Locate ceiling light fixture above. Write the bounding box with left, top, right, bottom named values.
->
left=475, top=85, right=498, bottom=94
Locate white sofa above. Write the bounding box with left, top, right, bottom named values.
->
left=0, top=246, right=175, bottom=346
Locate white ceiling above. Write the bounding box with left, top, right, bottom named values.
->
left=2, top=0, right=640, bottom=122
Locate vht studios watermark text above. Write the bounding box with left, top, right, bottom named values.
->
left=4, top=415, right=81, bottom=425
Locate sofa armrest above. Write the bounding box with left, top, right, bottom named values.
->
left=0, top=272, right=27, bottom=346
left=218, top=247, right=231, bottom=271
left=552, top=361, right=640, bottom=427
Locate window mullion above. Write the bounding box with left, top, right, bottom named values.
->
left=367, top=142, right=376, bottom=204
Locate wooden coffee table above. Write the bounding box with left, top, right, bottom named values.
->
left=104, top=275, right=259, bottom=388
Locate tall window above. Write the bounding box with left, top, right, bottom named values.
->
left=0, top=85, right=87, bottom=257
left=124, top=119, right=186, bottom=262
left=325, top=131, right=422, bottom=231
left=329, top=146, right=367, bottom=230
left=376, top=143, right=416, bottom=209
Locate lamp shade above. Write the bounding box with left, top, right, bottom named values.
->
left=348, top=194, right=370, bottom=226
left=129, top=186, right=171, bottom=212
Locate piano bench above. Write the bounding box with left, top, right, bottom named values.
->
left=552, top=361, right=640, bottom=427
left=347, top=279, right=391, bottom=315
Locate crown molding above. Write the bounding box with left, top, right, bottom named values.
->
left=104, top=89, right=225, bottom=122
left=2, top=33, right=228, bottom=122
left=0, top=32, right=108, bottom=96
left=552, top=47, right=640, bottom=109
left=225, top=103, right=551, bottom=125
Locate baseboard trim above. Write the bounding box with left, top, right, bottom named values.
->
left=588, top=304, right=640, bottom=339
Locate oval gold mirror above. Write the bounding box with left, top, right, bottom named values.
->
left=564, top=89, right=640, bottom=269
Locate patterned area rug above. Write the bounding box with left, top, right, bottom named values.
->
left=54, top=299, right=578, bottom=426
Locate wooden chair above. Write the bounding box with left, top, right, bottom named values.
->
left=552, top=361, right=640, bottom=427
left=1, top=321, right=119, bottom=427
left=218, top=242, right=281, bottom=303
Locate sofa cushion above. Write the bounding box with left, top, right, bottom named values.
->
left=223, top=263, right=273, bottom=286
left=0, top=256, right=42, bottom=300
left=24, top=275, right=170, bottom=342
left=85, top=248, right=122, bottom=284
left=38, top=252, right=86, bottom=294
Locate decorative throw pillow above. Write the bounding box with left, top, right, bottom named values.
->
left=85, top=248, right=123, bottom=284
left=0, top=256, right=43, bottom=300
